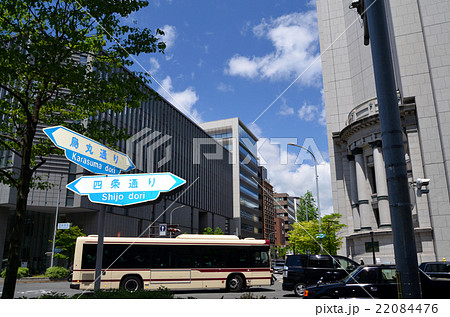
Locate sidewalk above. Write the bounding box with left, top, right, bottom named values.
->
left=0, top=277, right=53, bottom=284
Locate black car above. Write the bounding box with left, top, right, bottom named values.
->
left=282, top=254, right=359, bottom=296
left=304, top=265, right=450, bottom=299
left=419, top=262, right=450, bottom=279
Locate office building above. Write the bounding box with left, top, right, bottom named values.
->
left=199, top=118, right=263, bottom=238
left=260, top=167, right=275, bottom=244
left=273, top=192, right=297, bottom=243
left=317, top=0, right=450, bottom=263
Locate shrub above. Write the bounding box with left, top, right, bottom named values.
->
left=45, top=266, right=70, bottom=279
left=1, top=267, right=30, bottom=279
left=73, top=287, right=174, bottom=299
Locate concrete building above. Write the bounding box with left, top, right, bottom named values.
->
left=0, top=57, right=233, bottom=273
left=317, top=0, right=450, bottom=263
left=199, top=118, right=263, bottom=238
left=273, top=192, right=297, bottom=243
left=260, top=167, right=275, bottom=244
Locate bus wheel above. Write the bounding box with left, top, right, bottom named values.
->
left=121, top=275, right=142, bottom=292
left=227, top=275, right=244, bottom=292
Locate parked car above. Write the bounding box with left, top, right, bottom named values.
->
left=272, top=259, right=285, bottom=274
left=419, top=262, right=450, bottom=279
left=303, top=265, right=450, bottom=299
left=282, top=254, right=359, bottom=296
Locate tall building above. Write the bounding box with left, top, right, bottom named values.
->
left=0, top=56, right=233, bottom=273
left=317, top=0, right=450, bottom=263
left=199, top=118, right=263, bottom=238
left=273, top=192, right=297, bottom=243
left=260, top=167, right=275, bottom=244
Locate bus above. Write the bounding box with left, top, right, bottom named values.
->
left=70, top=234, right=273, bottom=292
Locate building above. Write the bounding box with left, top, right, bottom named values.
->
left=260, top=167, right=275, bottom=244
left=0, top=56, right=233, bottom=273
left=199, top=118, right=263, bottom=238
left=273, top=192, right=297, bottom=243
left=317, top=0, right=450, bottom=263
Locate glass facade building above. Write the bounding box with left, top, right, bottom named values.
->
left=199, top=118, right=263, bottom=238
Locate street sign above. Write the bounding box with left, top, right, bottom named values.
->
left=66, top=172, right=186, bottom=206
left=43, top=125, right=135, bottom=175
left=159, top=224, right=167, bottom=236
left=57, top=223, right=71, bottom=230
left=316, top=234, right=326, bottom=239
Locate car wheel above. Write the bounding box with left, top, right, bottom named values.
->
left=121, top=275, right=143, bottom=292
left=294, top=283, right=306, bottom=297
left=227, top=274, right=244, bottom=292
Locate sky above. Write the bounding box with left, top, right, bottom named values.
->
left=121, top=0, right=333, bottom=215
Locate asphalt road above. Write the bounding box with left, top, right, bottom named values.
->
left=0, top=273, right=298, bottom=299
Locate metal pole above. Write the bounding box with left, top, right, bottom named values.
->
left=370, top=231, right=376, bottom=264
left=288, top=143, right=322, bottom=253
left=50, top=174, right=63, bottom=268
left=169, top=205, right=184, bottom=238
left=94, top=205, right=106, bottom=291
left=365, top=0, right=421, bottom=298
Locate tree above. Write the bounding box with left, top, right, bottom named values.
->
left=202, top=227, right=224, bottom=235
left=288, top=213, right=346, bottom=255
left=296, top=191, right=319, bottom=222
left=0, top=0, right=165, bottom=298
left=52, top=226, right=85, bottom=266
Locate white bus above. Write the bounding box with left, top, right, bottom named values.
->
left=70, top=234, right=273, bottom=292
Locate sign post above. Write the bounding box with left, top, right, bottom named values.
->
left=66, top=173, right=186, bottom=206
left=43, top=126, right=135, bottom=175
left=44, top=126, right=186, bottom=291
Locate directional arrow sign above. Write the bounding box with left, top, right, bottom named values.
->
left=66, top=173, right=186, bottom=206
left=43, top=125, right=135, bottom=175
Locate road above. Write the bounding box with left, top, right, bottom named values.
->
left=0, top=274, right=298, bottom=299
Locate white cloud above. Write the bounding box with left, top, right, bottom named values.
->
left=278, top=98, right=294, bottom=116
left=227, top=55, right=259, bottom=79
left=217, top=82, right=234, bottom=92
left=257, top=140, right=333, bottom=215
left=157, top=76, right=202, bottom=123
left=298, top=104, right=318, bottom=121
left=148, top=57, right=160, bottom=75
left=160, top=25, right=177, bottom=51
left=225, top=11, right=322, bottom=86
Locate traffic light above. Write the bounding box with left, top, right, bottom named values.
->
left=416, top=178, right=430, bottom=197
left=167, top=224, right=181, bottom=233
left=349, top=0, right=370, bottom=45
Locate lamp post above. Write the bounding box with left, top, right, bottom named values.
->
left=50, top=174, right=64, bottom=268
left=288, top=143, right=322, bottom=253
left=169, top=205, right=185, bottom=238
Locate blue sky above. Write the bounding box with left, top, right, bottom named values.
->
left=122, top=0, right=333, bottom=214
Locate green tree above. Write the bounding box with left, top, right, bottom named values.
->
left=296, top=191, right=319, bottom=222
left=202, top=227, right=224, bottom=235
left=52, top=226, right=85, bottom=265
left=0, top=0, right=165, bottom=298
left=288, top=213, right=346, bottom=255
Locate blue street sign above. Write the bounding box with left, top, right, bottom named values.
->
left=43, top=126, right=135, bottom=175
left=316, top=234, right=326, bottom=239
left=159, top=224, right=167, bottom=236
left=66, top=173, right=186, bottom=206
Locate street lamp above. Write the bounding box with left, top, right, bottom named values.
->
left=288, top=143, right=322, bottom=253
left=169, top=205, right=185, bottom=238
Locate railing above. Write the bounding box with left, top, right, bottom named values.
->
left=345, top=97, right=378, bottom=126
left=346, top=93, right=403, bottom=126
